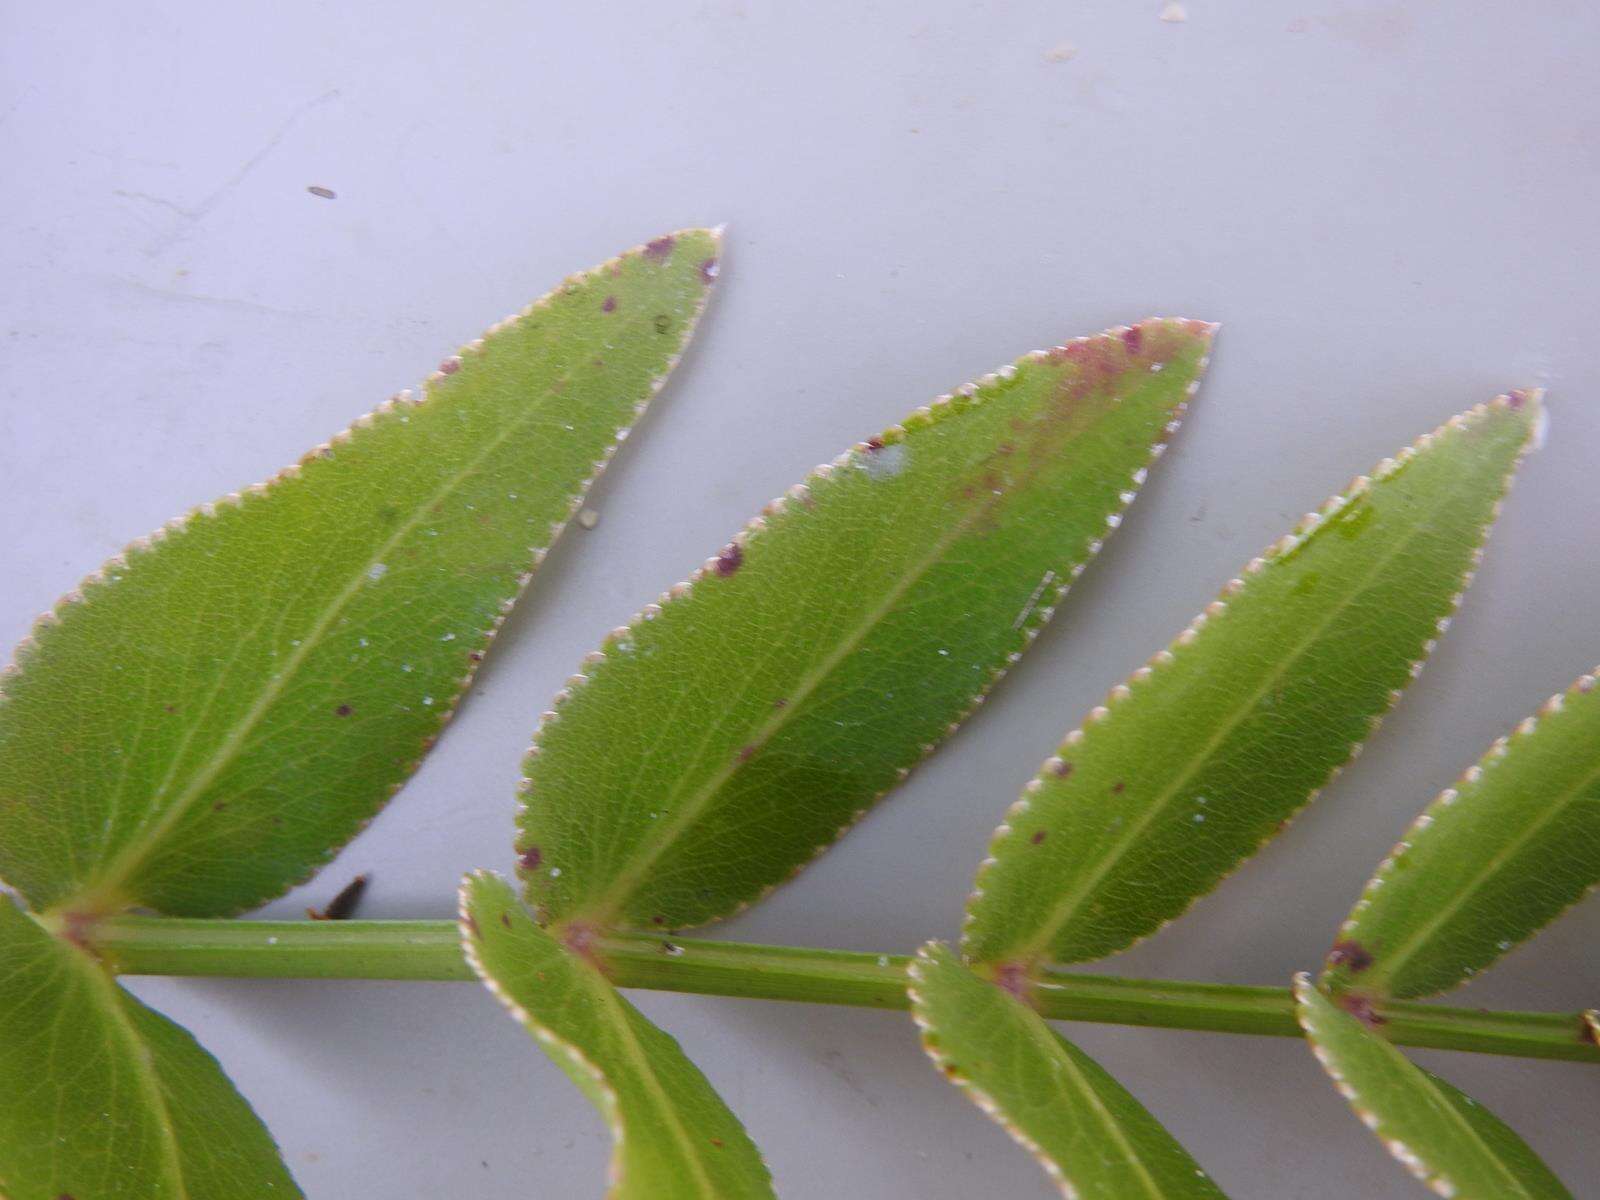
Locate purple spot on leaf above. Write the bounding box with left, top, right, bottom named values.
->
left=1337, top=992, right=1387, bottom=1027
left=714, top=543, right=743, bottom=576
left=644, top=235, right=676, bottom=261
left=1327, top=939, right=1374, bottom=973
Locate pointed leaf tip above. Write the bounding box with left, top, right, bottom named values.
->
left=517, top=319, right=1215, bottom=932
left=0, top=231, right=719, bottom=918
left=963, top=393, right=1540, bottom=968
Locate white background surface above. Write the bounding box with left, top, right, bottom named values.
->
left=3, top=3, right=1599, bottom=1196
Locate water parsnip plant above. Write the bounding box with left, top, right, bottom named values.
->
left=0, top=229, right=1592, bottom=1199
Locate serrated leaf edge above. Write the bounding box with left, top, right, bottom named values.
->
left=6, top=228, right=720, bottom=917
left=906, top=942, right=1078, bottom=1199
left=516, top=319, right=1216, bottom=931
left=458, top=870, right=631, bottom=1194
left=963, top=391, right=1544, bottom=967
left=1293, top=972, right=1551, bottom=1200
left=1330, top=664, right=1600, bottom=994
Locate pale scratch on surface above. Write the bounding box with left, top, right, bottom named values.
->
left=1013, top=571, right=1057, bottom=630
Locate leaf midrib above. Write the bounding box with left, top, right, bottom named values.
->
left=573, top=362, right=1205, bottom=926
left=1368, top=750, right=1600, bottom=995
left=1005, top=446, right=1489, bottom=965
left=77, top=363, right=581, bottom=911
left=584, top=968, right=721, bottom=1197
left=577, top=445, right=1041, bottom=925
left=69, top=949, right=189, bottom=1198
left=1383, top=1037, right=1537, bottom=1197
left=1020, top=1011, right=1168, bottom=1198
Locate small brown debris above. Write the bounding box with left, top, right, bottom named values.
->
left=306, top=185, right=336, bottom=200
left=306, top=874, right=368, bottom=921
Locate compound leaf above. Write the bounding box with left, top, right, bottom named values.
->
left=963, top=393, right=1542, bottom=968
left=459, top=872, right=773, bottom=1199
left=0, top=230, right=720, bottom=917
left=0, top=892, right=300, bottom=1199
left=1325, top=666, right=1600, bottom=999
left=518, top=319, right=1217, bottom=931
left=1296, top=975, right=1573, bottom=1199
left=909, top=942, right=1227, bottom=1199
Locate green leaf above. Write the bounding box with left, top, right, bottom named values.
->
left=1295, top=975, right=1573, bottom=1199
left=0, top=892, right=300, bottom=1199
left=0, top=230, right=720, bottom=918
left=909, top=942, right=1227, bottom=1199
left=459, top=872, right=774, bottom=1199
left=1325, top=667, right=1600, bottom=1000
left=517, top=319, right=1217, bottom=931
left=962, top=392, right=1542, bottom=968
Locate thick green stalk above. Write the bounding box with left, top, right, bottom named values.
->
left=87, top=917, right=1598, bottom=1064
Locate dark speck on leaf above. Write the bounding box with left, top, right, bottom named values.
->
left=699, top=257, right=719, bottom=283
left=735, top=743, right=757, bottom=763
left=714, top=543, right=743, bottom=576
left=438, top=359, right=460, bottom=375
left=1031, top=830, right=1047, bottom=845
left=469, top=651, right=484, bottom=663
left=307, top=185, right=336, bottom=200
left=653, top=313, right=671, bottom=334
left=710, top=1138, right=724, bottom=1148
left=163, top=704, right=176, bottom=714
left=652, top=914, right=667, bottom=925
left=1123, top=325, right=1143, bottom=354
left=1051, top=761, right=1073, bottom=778
left=499, top=912, right=511, bottom=928
left=602, top=296, right=617, bottom=313
left=335, top=703, right=353, bottom=717
left=643, top=235, right=676, bottom=261
left=864, top=436, right=885, bottom=452
left=1327, top=939, right=1374, bottom=973
left=1111, top=781, right=1126, bottom=794
left=465, top=914, right=481, bottom=938
left=519, top=846, right=543, bottom=871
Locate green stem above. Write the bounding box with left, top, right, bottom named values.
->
left=90, top=916, right=1598, bottom=1064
